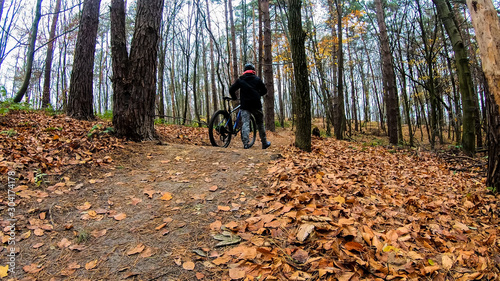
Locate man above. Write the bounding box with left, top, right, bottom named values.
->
left=229, top=63, right=271, bottom=149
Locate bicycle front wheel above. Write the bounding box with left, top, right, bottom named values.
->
left=208, top=110, right=233, bottom=147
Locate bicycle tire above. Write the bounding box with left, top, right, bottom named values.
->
left=208, top=110, right=233, bottom=147
left=246, top=115, right=257, bottom=148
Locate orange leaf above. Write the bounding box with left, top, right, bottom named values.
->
left=23, top=264, right=44, bottom=274
left=210, top=220, right=222, bottom=231
left=217, top=206, right=230, bottom=212
left=139, top=247, right=154, bottom=258
left=182, top=261, right=195, bottom=270
left=209, top=185, right=218, bottom=192
left=229, top=267, right=246, bottom=280
left=58, top=238, right=72, bottom=248
left=127, top=243, right=145, bottom=256
left=344, top=241, right=364, bottom=252
left=85, top=259, right=98, bottom=270
left=114, top=213, right=127, bottom=221
left=160, top=192, right=173, bottom=201
left=77, top=202, right=92, bottom=211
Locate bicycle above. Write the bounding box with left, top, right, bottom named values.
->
left=208, top=97, right=256, bottom=148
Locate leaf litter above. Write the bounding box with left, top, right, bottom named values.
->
left=0, top=111, right=496, bottom=280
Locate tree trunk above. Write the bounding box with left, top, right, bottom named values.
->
left=41, top=0, right=62, bottom=108
left=67, top=0, right=101, bottom=119
left=466, top=0, right=500, bottom=189
left=374, top=0, right=398, bottom=145
left=433, top=0, right=476, bottom=154
left=261, top=0, right=275, bottom=132
left=228, top=0, right=238, bottom=81
left=13, top=0, right=43, bottom=103
left=288, top=0, right=311, bottom=152
left=111, top=0, right=164, bottom=140
left=206, top=0, right=218, bottom=113
left=333, top=0, right=346, bottom=140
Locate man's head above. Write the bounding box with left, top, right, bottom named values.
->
left=244, top=63, right=255, bottom=71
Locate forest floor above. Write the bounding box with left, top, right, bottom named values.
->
left=0, top=110, right=498, bottom=281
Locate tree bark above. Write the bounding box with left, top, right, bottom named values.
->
left=67, top=0, right=101, bottom=119
left=333, top=0, right=346, bottom=140
left=42, top=0, right=62, bottom=108
left=374, top=0, right=398, bottom=145
left=205, top=0, right=218, bottom=113
left=111, top=0, right=164, bottom=140
left=433, top=0, right=476, bottom=155
left=13, top=0, right=43, bottom=103
left=228, top=0, right=238, bottom=81
left=466, top=0, right=500, bottom=189
left=288, top=0, right=311, bottom=152
left=261, top=0, right=275, bottom=131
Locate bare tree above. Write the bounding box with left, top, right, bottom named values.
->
left=111, top=0, right=164, bottom=140
left=13, top=0, right=43, bottom=103
left=67, top=0, right=102, bottom=119
left=42, top=0, right=62, bottom=108
left=466, top=0, right=500, bottom=189
left=374, top=0, right=399, bottom=145
left=288, top=0, right=311, bottom=151
left=261, top=0, right=275, bottom=131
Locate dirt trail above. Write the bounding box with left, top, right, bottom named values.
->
left=13, top=130, right=291, bottom=280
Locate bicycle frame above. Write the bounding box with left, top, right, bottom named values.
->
left=224, top=99, right=242, bottom=135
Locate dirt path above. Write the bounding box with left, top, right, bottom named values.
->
left=11, top=131, right=291, bottom=280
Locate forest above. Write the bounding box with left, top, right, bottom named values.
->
left=1, top=0, right=500, bottom=279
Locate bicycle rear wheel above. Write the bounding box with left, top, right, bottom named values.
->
left=246, top=115, right=257, bottom=148
left=209, top=110, right=233, bottom=147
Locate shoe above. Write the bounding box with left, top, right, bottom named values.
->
left=262, top=141, right=271, bottom=149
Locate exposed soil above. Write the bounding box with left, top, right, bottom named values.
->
left=6, top=129, right=292, bottom=280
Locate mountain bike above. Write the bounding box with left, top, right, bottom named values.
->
left=208, top=97, right=256, bottom=148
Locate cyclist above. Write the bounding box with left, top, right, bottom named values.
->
left=228, top=63, right=271, bottom=149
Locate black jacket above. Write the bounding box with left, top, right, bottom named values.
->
left=229, top=72, right=267, bottom=110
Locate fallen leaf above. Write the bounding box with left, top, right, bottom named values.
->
left=344, top=241, right=364, bottom=252
left=91, top=229, right=107, bottom=238
left=160, top=192, right=173, bottom=201
left=58, top=238, right=72, bottom=248
left=23, top=263, right=44, bottom=274
left=296, top=224, right=315, bottom=242
left=34, top=228, right=44, bottom=236
left=77, top=202, right=92, bottom=211
left=209, top=185, right=218, bottom=192
left=114, top=213, right=127, bottom=221
left=85, top=259, right=98, bottom=270
left=442, top=255, right=454, bottom=270
left=210, top=220, right=222, bottom=231
left=139, top=247, right=154, bottom=258
left=127, top=243, right=145, bottom=256
left=0, top=265, right=8, bottom=278
left=217, top=206, right=230, bottom=212
left=229, top=267, right=246, bottom=280
left=182, top=261, right=195, bottom=270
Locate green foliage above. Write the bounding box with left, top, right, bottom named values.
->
left=274, top=120, right=291, bottom=128
left=0, top=99, right=33, bottom=115
left=363, top=138, right=383, bottom=147
left=44, top=126, right=63, bottom=132
left=0, top=129, right=17, bottom=137
left=34, top=170, right=48, bottom=187
left=96, top=110, right=113, bottom=121
left=87, top=124, right=115, bottom=138
left=487, top=186, right=497, bottom=193
left=77, top=230, right=91, bottom=243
